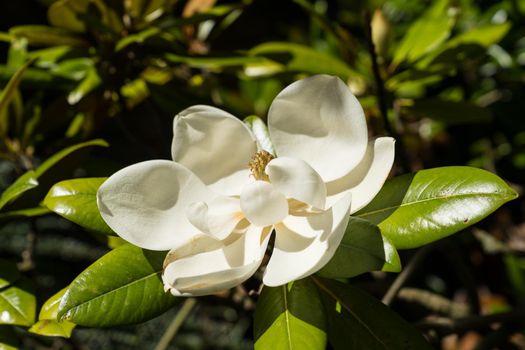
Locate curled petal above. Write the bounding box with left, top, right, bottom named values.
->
left=240, top=181, right=288, bottom=227
left=186, top=197, right=244, bottom=240
left=326, top=137, right=395, bottom=213
left=263, top=193, right=352, bottom=287
left=163, top=226, right=271, bottom=296
left=268, top=75, right=368, bottom=182
left=172, top=105, right=257, bottom=195
left=266, top=157, right=326, bottom=210
left=97, top=160, right=213, bottom=251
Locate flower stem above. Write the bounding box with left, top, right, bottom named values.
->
left=154, top=298, right=197, bottom=350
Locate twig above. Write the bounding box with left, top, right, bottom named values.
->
left=382, top=245, right=432, bottom=305
left=397, top=287, right=470, bottom=318
left=417, top=308, right=525, bottom=335
left=363, top=11, right=411, bottom=173
left=364, top=11, right=392, bottom=136
left=154, top=298, right=197, bottom=350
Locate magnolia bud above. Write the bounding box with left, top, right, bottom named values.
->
left=371, top=9, right=392, bottom=59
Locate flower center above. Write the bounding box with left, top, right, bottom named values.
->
left=249, top=150, right=274, bottom=181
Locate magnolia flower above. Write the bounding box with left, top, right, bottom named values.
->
left=97, top=75, right=395, bottom=296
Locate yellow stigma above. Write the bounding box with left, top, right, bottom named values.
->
left=249, top=150, right=274, bottom=181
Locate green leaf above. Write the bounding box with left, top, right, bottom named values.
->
left=5, top=139, right=108, bottom=212
left=248, top=42, right=358, bottom=80
left=0, top=171, right=38, bottom=211
left=165, top=53, right=264, bottom=70
left=418, top=23, right=510, bottom=68
left=317, top=217, right=400, bottom=279
left=43, top=178, right=113, bottom=235
left=35, top=139, right=108, bottom=178
left=9, top=26, right=88, bottom=47
left=391, top=0, right=454, bottom=67
left=356, top=166, right=518, bottom=249
left=405, top=99, right=492, bottom=125
left=244, top=115, right=275, bottom=156
left=313, top=278, right=432, bottom=349
left=58, top=244, right=177, bottom=326
left=29, top=288, right=75, bottom=338
left=48, top=0, right=89, bottom=33
left=254, top=279, right=326, bottom=350
left=0, top=207, right=50, bottom=221
left=0, top=278, right=36, bottom=326
left=67, top=67, right=101, bottom=105
left=116, top=27, right=160, bottom=52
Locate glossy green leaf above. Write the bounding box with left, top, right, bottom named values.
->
left=248, top=42, right=358, bottom=80
left=244, top=115, right=275, bottom=156
left=254, top=279, right=326, bottom=350
left=405, top=99, right=492, bottom=125
left=43, top=177, right=113, bottom=235
left=313, top=278, right=432, bottom=350
left=58, top=244, right=177, bottom=326
left=391, top=0, right=454, bottom=67
left=0, top=171, right=38, bottom=211
left=29, top=288, right=75, bottom=338
left=67, top=67, right=101, bottom=105
left=0, top=278, right=36, bottom=326
left=9, top=26, right=88, bottom=47
left=356, top=166, right=518, bottom=249
left=0, top=260, right=20, bottom=290
left=317, top=217, right=400, bottom=279
left=0, top=326, right=19, bottom=350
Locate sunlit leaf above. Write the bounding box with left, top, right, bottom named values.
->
left=29, top=288, right=75, bottom=338
left=356, top=167, right=517, bottom=249
left=391, top=0, right=454, bottom=67
left=43, top=178, right=113, bottom=235
left=0, top=278, right=36, bottom=327
left=254, top=279, right=326, bottom=350
left=0, top=171, right=38, bottom=211
left=58, top=244, right=177, bottom=326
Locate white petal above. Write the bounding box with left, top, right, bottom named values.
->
left=266, top=157, right=326, bottom=210
left=172, top=105, right=257, bottom=196
left=240, top=181, right=288, bottom=227
left=187, top=197, right=244, bottom=240
left=263, top=193, right=352, bottom=287
left=268, top=75, right=368, bottom=182
left=326, top=137, right=395, bottom=213
left=97, top=160, right=213, bottom=251
left=163, top=226, right=271, bottom=296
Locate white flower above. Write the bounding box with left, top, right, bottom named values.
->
left=97, top=75, right=395, bottom=296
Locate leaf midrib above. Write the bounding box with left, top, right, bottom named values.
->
left=282, top=285, right=293, bottom=350
left=356, top=191, right=513, bottom=220
left=63, top=270, right=160, bottom=318
left=0, top=289, right=31, bottom=325
left=312, top=277, right=388, bottom=350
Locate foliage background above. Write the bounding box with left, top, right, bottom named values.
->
left=0, top=0, right=524, bottom=349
